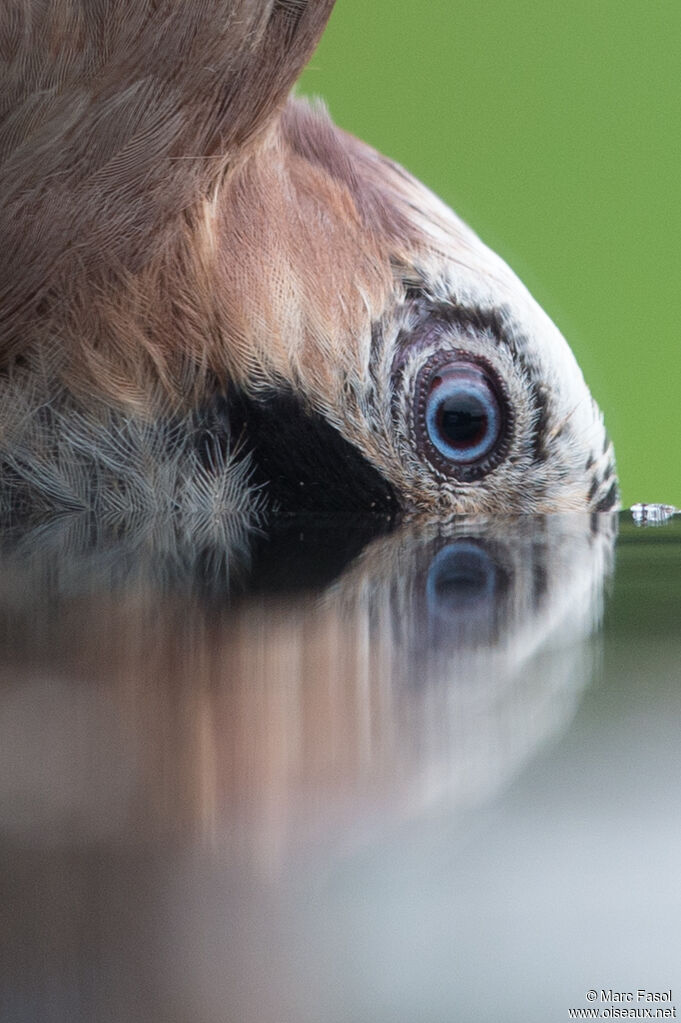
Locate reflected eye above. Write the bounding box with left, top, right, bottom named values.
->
left=422, top=539, right=511, bottom=646
left=426, top=541, right=498, bottom=613
left=414, top=356, right=511, bottom=479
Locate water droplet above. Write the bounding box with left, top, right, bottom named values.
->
left=630, top=503, right=678, bottom=526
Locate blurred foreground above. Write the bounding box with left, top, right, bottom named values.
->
left=1, top=511, right=679, bottom=1022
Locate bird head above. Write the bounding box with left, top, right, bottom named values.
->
left=219, top=100, right=617, bottom=516
left=0, top=1, right=617, bottom=518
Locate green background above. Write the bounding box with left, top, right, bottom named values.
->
left=299, top=1, right=681, bottom=508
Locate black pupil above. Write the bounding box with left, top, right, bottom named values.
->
left=437, top=392, right=487, bottom=449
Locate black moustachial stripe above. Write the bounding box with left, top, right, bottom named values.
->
left=215, top=387, right=400, bottom=516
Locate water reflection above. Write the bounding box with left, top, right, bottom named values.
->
left=0, top=513, right=615, bottom=862
left=1, top=511, right=622, bottom=1023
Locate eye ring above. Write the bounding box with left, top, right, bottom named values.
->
left=413, top=352, right=513, bottom=481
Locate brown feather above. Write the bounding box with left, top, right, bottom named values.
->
left=0, top=1, right=336, bottom=409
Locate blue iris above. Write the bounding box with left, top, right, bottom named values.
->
left=425, top=364, right=501, bottom=464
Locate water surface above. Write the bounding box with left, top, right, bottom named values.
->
left=1, top=511, right=679, bottom=1022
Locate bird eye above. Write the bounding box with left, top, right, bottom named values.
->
left=414, top=356, right=510, bottom=478
left=426, top=364, right=501, bottom=461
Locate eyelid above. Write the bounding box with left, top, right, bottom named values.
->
left=388, top=296, right=513, bottom=384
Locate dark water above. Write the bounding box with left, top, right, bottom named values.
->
left=1, top=511, right=679, bottom=1022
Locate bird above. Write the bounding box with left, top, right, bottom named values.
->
left=0, top=0, right=618, bottom=528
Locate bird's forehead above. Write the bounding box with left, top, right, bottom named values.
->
left=363, top=161, right=591, bottom=414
